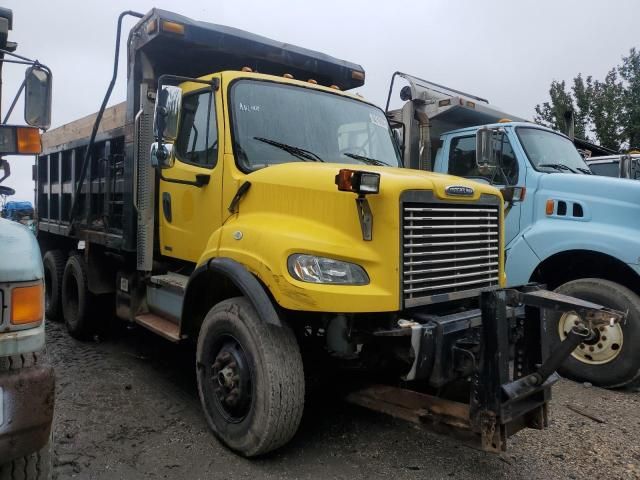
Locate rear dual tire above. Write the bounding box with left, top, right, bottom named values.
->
left=43, top=250, right=66, bottom=322
left=61, top=254, right=96, bottom=340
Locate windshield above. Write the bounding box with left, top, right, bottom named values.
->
left=516, top=127, right=590, bottom=173
left=230, top=80, right=401, bottom=170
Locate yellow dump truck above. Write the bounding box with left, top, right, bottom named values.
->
left=35, top=9, right=622, bottom=457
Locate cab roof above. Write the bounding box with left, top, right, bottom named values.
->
left=443, top=121, right=557, bottom=137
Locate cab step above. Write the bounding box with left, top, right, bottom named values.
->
left=150, top=272, right=188, bottom=293
left=146, top=272, right=188, bottom=323
left=134, top=313, right=182, bottom=342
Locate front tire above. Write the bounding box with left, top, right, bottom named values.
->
left=0, top=438, right=52, bottom=480
left=551, top=278, right=640, bottom=388
left=196, top=297, right=305, bottom=457
left=0, top=352, right=53, bottom=480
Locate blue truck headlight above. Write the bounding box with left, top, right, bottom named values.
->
left=288, top=254, right=369, bottom=285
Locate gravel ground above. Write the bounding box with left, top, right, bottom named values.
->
left=46, top=320, right=640, bottom=480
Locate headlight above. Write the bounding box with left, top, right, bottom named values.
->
left=287, top=254, right=369, bottom=285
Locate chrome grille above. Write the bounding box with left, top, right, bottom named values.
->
left=402, top=201, right=500, bottom=306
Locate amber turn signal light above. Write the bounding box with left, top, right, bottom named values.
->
left=16, top=127, right=42, bottom=154
left=335, top=169, right=380, bottom=195
left=545, top=199, right=555, bottom=215
left=161, top=20, right=185, bottom=35
left=10, top=283, right=44, bottom=325
left=0, top=125, right=41, bottom=155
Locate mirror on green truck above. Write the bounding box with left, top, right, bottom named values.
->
left=24, top=66, right=52, bottom=130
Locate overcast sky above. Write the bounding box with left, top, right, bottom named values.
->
left=1, top=0, right=639, bottom=202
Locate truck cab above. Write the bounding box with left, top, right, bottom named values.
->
left=390, top=72, right=640, bottom=388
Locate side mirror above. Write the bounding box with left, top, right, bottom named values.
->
left=476, top=127, right=497, bottom=171
left=500, top=186, right=526, bottom=204
left=150, top=142, right=174, bottom=169
left=24, top=66, right=52, bottom=130
left=619, top=154, right=633, bottom=179
left=154, top=85, right=181, bottom=143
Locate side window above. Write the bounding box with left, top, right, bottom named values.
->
left=448, top=135, right=519, bottom=185
left=589, top=161, right=618, bottom=177
left=175, top=91, right=218, bottom=167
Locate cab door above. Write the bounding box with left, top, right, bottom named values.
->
left=442, top=132, right=522, bottom=245
left=159, top=81, right=224, bottom=263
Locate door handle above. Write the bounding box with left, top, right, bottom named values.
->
left=162, top=192, right=172, bottom=222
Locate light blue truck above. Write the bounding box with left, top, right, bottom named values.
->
left=388, top=72, right=640, bottom=388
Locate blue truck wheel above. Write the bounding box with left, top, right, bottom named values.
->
left=551, top=278, right=640, bottom=388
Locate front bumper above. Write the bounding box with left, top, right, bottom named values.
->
left=359, top=285, right=624, bottom=452
left=0, top=322, right=46, bottom=356
left=0, top=352, right=54, bottom=463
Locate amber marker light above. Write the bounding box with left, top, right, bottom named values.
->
left=351, top=70, right=365, bottom=81
left=161, top=20, right=185, bottom=35
left=10, top=283, right=44, bottom=325
left=145, top=19, right=157, bottom=34
left=545, top=199, right=555, bottom=215
left=16, top=126, right=42, bottom=154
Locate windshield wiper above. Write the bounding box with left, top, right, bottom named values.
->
left=576, top=167, right=593, bottom=175
left=538, top=163, right=578, bottom=173
left=253, top=137, right=324, bottom=162
left=342, top=152, right=390, bottom=166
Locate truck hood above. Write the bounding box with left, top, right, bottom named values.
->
left=216, top=162, right=504, bottom=312
left=538, top=173, right=640, bottom=229
left=245, top=162, right=501, bottom=201
left=0, top=218, right=43, bottom=282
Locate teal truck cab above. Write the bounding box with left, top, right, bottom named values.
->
left=388, top=72, right=640, bottom=388
left=0, top=7, right=54, bottom=476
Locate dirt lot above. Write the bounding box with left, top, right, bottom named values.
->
left=46, top=320, right=639, bottom=480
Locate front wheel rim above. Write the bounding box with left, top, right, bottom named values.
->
left=209, top=335, right=253, bottom=423
left=558, top=311, right=623, bottom=365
